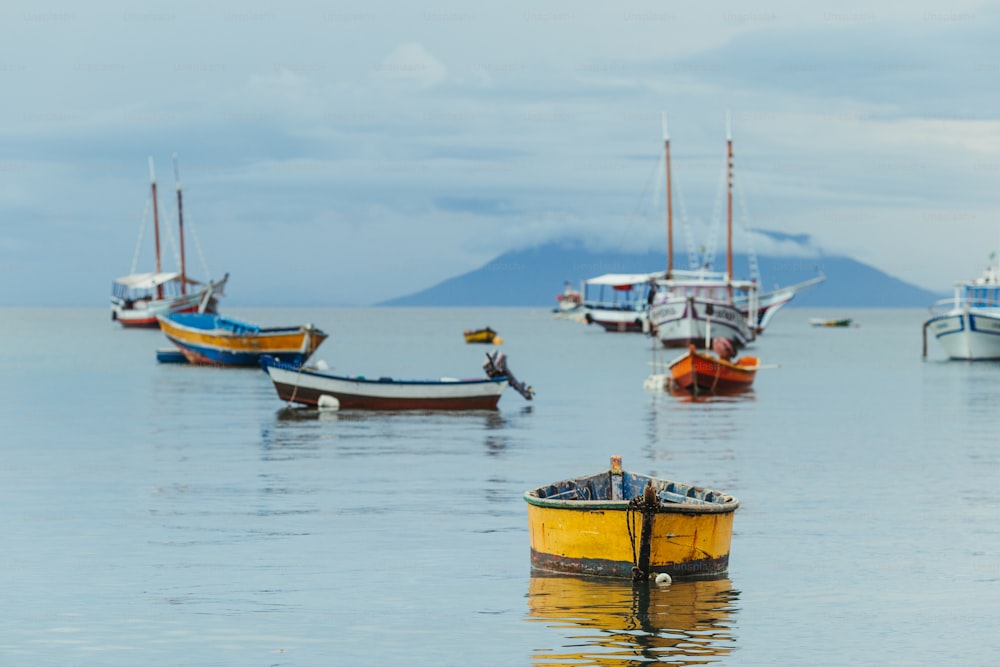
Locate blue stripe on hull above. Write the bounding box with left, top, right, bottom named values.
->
left=167, top=337, right=308, bottom=367
left=927, top=311, right=1000, bottom=359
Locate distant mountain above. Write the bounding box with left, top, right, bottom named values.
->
left=379, top=238, right=943, bottom=307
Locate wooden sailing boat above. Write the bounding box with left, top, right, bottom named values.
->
left=111, top=156, right=228, bottom=328
left=647, top=114, right=758, bottom=350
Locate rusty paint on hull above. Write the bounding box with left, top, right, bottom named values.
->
left=529, top=548, right=730, bottom=579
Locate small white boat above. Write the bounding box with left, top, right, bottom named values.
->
left=552, top=281, right=585, bottom=320
left=924, top=264, right=1000, bottom=360
left=260, top=350, right=533, bottom=410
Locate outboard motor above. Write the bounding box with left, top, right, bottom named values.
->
left=484, top=350, right=534, bottom=400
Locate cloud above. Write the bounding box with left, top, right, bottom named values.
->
left=4, top=0, right=1000, bottom=304
left=376, top=42, right=447, bottom=89
left=666, top=8, right=1000, bottom=117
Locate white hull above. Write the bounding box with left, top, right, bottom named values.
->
left=648, top=296, right=754, bottom=349
left=264, top=362, right=509, bottom=409
left=584, top=306, right=649, bottom=332
left=926, top=309, right=1000, bottom=360
left=111, top=288, right=211, bottom=326
left=552, top=302, right=586, bottom=321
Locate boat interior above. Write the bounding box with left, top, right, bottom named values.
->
left=527, top=470, right=736, bottom=507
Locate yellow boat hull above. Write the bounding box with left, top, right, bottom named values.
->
left=463, top=327, right=499, bottom=344
left=525, top=463, right=738, bottom=579
left=526, top=503, right=734, bottom=578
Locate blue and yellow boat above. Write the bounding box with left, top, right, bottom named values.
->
left=157, top=313, right=328, bottom=367
left=524, top=456, right=738, bottom=580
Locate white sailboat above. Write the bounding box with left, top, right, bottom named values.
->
left=648, top=114, right=758, bottom=349
left=111, top=156, right=228, bottom=328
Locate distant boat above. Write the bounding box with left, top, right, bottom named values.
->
left=648, top=114, right=758, bottom=350
left=581, top=271, right=822, bottom=336
left=649, top=274, right=758, bottom=349
left=740, top=274, right=826, bottom=333
left=260, top=350, right=534, bottom=410
left=464, top=327, right=502, bottom=344
left=524, top=456, right=738, bottom=580
left=924, top=263, right=1000, bottom=360
left=809, top=317, right=853, bottom=328
left=643, top=114, right=820, bottom=346
left=158, top=313, right=327, bottom=366
left=581, top=272, right=663, bottom=333
left=552, top=281, right=585, bottom=319
left=111, top=156, right=228, bottom=328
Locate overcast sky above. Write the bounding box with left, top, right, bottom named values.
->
left=2, top=0, right=997, bottom=306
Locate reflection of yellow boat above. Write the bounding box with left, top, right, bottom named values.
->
left=526, top=573, right=737, bottom=665
left=463, top=327, right=502, bottom=344
left=524, top=456, right=738, bottom=579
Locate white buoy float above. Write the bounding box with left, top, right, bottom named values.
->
left=653, top=572, right=672, bottom=586
left=317, top=394, right=340, bottom=410
left=643, top=374, right=669, bottom=392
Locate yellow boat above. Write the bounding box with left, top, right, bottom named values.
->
left=524, top=456, right=738, bottom=580
left=463, top=326, right=501, bottom=344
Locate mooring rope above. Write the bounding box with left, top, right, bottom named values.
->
left=285, top=356, right=313, bottom=408
left=626, top=482, right=660, bottom=583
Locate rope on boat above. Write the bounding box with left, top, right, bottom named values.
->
left=285, top=358, right=310, bottom=408
left=626, top=482, right=660, bottom=583
left=710, top=357, right=722, bottom=393
left=129, top=198, right=151, bottom=275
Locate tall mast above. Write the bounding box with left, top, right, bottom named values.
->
left=148, top=157, right=163, bottom=300
left=726, top=112, right=734, bottom=284
left=173, top=153, right=187, bottom=295
left=663, top=112, right=673, bottom=277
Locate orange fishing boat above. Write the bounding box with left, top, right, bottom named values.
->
left=667, top=340, right=759, bottom=395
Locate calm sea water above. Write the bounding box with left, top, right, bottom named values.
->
left=0, top=306, right=997, bottom=666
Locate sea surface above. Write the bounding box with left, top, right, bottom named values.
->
left=0, top=306, right=997, bottom=666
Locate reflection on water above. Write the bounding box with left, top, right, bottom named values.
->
left=661, top=390, right=757, bottom=404
left=526, top=573, right=739, bottom=666
left=272, top=406, right=510, bottom=423
left=922, top=361, right=1000, bottom=468
left=644, top=391, right=753, bottom=451
left=260, top=407, right=519, bottom=458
